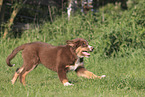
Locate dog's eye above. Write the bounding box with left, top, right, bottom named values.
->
left=82, top=43, right=87, bottom=47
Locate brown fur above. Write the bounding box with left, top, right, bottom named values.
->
left=6, top=38, right=105, bottom=86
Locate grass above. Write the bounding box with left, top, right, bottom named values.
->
left=0, top=0, right=145, bottom=96
left=0, top=45, right=145, bottom=97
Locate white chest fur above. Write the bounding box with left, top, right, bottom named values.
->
left=68, top=58, right=84, bottom=71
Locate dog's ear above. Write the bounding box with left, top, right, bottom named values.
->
left=66, top=40, right=74, bottom=47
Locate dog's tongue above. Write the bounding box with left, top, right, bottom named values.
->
left=82, top=52, right=90, bottom=56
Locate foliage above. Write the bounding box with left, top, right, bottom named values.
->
left=4, top=0, right=143, bottom=57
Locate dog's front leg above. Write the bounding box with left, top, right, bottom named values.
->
left=75, top=67, right=106, bottom=79
left=57, top=65, right=74, bottom=86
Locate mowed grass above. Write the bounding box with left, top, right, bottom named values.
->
left=0, top=43, right=145, bottom=97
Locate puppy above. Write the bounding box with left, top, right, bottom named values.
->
left=6, top=38, right=105, bottom=86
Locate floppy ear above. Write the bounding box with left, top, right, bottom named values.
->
left=66, top=40, right=74, bottom=47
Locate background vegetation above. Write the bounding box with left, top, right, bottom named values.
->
left=0, top=0, right=145, bottom=97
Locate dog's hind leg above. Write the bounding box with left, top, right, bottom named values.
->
left=11, top=67, right=24, bottom=85
left=19, top=64, right=37, bottom=86
left=18, top=49, right=40, bottom=86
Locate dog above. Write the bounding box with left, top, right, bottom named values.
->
left=6, top=38, right=106, bottom=86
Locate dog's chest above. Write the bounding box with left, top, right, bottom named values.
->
left=68, top=58, right=84, bottom=71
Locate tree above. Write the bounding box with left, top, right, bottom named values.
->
left=0, top=0, right=3, bottom=12
left=3, top=0, right=27, bottom=38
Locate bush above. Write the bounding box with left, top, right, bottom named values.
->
left=2, top=0, right=145, bottom=58
left=92, top=0, right=145, bottom=57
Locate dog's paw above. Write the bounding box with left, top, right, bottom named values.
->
left=64, top=82, right=74, bottom=86
left=11, top=79, right=15, bottom=85
left=101, top=75, right=106, bottom=78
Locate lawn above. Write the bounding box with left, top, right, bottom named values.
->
left=0, top=45, right=144, bottom=97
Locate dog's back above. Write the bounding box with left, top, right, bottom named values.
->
left=6, top=42, right=75, bottom=71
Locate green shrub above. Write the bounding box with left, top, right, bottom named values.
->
left=1, top=0, right=144, bottom=57
left=92, top=0, right=145, bottom=57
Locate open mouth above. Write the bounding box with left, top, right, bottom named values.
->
left=82, top=51, right=90, bottom=57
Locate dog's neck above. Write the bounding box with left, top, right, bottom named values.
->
left=78, top=57, right=83, bottom=63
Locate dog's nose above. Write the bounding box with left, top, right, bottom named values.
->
left=88, top=45, right=94, bottom=52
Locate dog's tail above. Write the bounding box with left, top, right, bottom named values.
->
left=6, top=44, right=27, bottom=67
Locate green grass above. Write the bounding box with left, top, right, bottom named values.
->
left=0, top=0, right=145, bottom=96
left=0, top=47, right=145, bottom=97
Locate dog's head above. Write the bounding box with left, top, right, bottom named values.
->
left=66, top=38, right=94, bottom=58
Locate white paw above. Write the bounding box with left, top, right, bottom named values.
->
left=101, top=75, right=106, bottom=78
left=64, top=82, right=74, bottom=86
left=11, top=80, right=15, bottom=85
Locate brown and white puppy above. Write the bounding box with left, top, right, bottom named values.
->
left=6, top=38, right=105, bottom=86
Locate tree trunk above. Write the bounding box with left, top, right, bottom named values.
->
left=0, top=0, right=3, bottom=12
left=0, top=0, right=5, bottom=23
left=3, top=0, right=27, bottom=38
left=3, top=6, right=20, bottom=38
